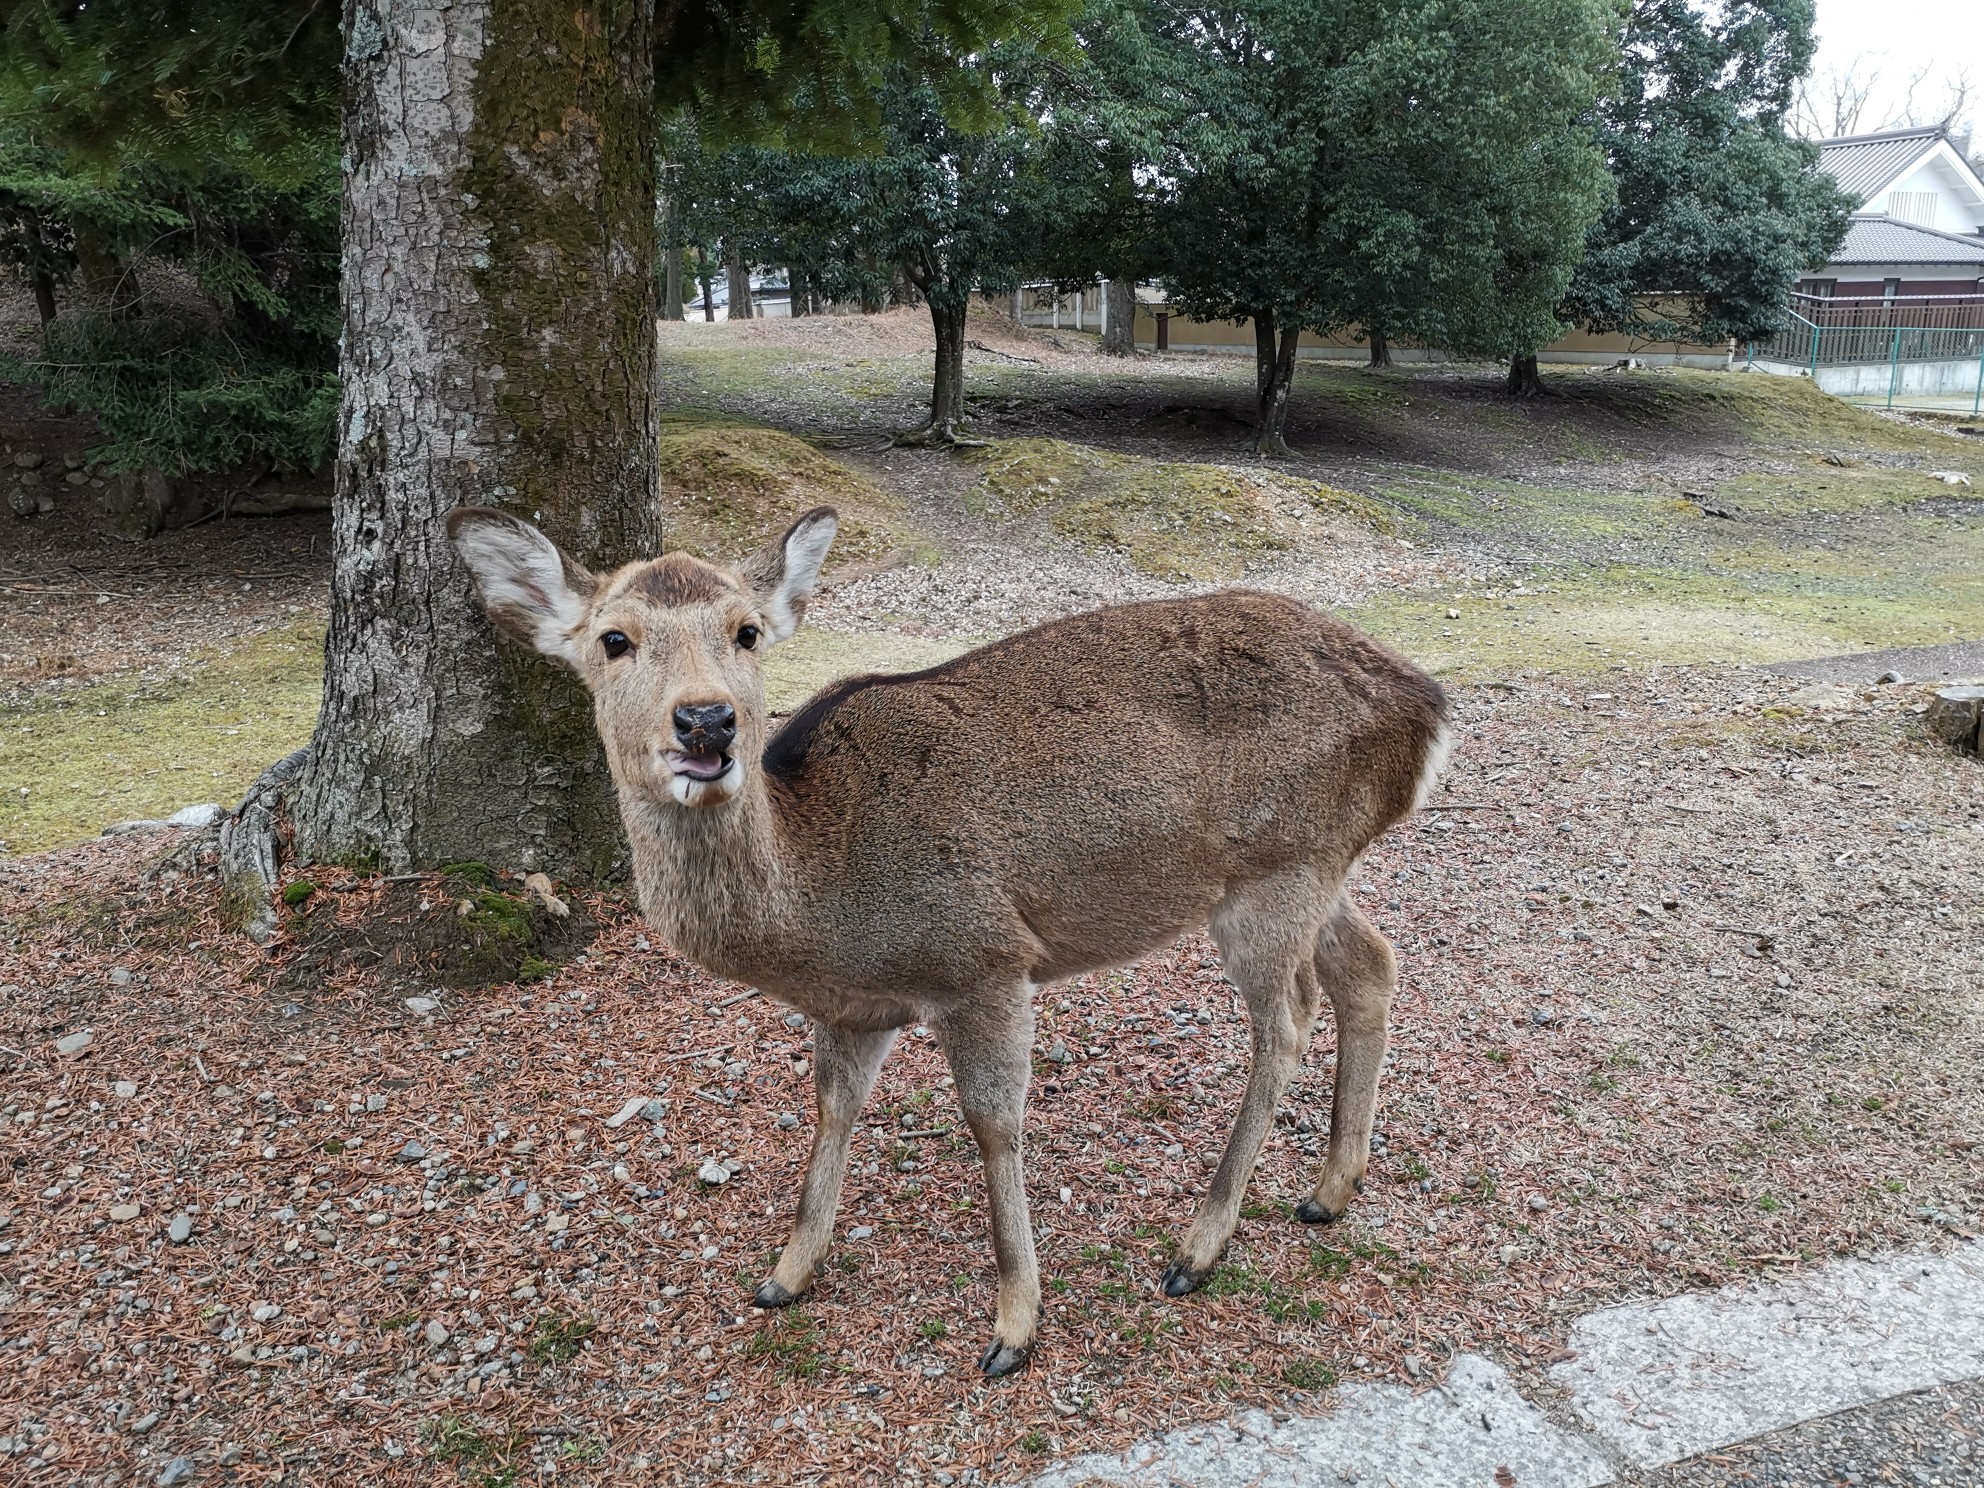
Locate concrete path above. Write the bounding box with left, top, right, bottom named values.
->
left=1759, top=639, right=1984, bottom=687
left=1032, top=1243, right=1984, bottom=1488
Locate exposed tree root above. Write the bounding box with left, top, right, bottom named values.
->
left=217, top=747, right=310, bottom=943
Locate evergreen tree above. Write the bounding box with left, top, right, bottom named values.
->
left=1559, top=0, right=1854, bottom=363
left=1156, top=0, right=1616, bottom=446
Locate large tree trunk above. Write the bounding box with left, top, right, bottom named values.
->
left=725, top=242, right=753, bottom=320
left=292, top=0, right=658, bottom=877
left=1368, top=326, right=1393, bottom=369
left=1252, top=313, right=1299, bottom=457
left=697, top=249, right=716, bottom=321
left=896, top=294, right=970, bottom=445
left=1101, top=279, right=1136, bottom=356
left=1505, top=353, right=1550, bottom=397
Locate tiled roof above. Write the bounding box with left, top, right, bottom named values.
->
left=1818, top=127, right=1945, bottom=203
left=1832, top=214, right=1984, bottom=266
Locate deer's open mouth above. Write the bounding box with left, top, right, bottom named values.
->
left=664, top=749, right=733, bottom=782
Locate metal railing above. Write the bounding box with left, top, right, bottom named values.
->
left=1747, top=293, right=1984, bottom=413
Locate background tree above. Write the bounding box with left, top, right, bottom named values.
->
left=1561, top=0, right=1854, bottom=362
left=1157, top=0, right=1615, bottom=444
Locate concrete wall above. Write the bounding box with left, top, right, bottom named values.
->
left=1812, top=355, right=1984, bottom=398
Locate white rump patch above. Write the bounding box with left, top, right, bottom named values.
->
left=1411, top=720, right=1455, bottom=811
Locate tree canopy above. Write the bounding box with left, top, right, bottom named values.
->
left=1561, top=0, right=1855, bottom=347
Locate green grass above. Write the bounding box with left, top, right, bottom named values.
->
left=526, top=1311, right=597, bottom=1365
left=0, top=619, right=322, bottom=858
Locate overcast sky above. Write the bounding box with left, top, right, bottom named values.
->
left=1808, top=0, right=1983, bottom=142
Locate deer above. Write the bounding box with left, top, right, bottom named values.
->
left=448, top=502, right=1450, bottom=1376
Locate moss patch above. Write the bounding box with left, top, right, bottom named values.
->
left=657, top=416, right=928, bottom=571
left=0, top=621, right=323, bottom=858
left=963, top=438, right=1388, bottom=581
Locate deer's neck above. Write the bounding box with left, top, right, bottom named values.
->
left=622, top=777, right=795, bottom=980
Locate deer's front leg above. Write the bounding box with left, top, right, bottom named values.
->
left=936, top=1000, right=1038, bottom=1377
left=754, top=1021, right=897, bottom=1308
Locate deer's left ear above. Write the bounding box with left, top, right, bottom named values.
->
left=447, top=507, right=598, bottom=670
left=738, top=506, right=837, bottom=644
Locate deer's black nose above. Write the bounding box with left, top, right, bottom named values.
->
left=673, top=702, right=736, bottom=753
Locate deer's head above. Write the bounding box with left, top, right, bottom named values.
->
left=448, top=505, right=838, bottom=810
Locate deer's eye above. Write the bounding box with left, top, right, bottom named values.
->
left=600, top=630, right=632, bottom=658
left=735, top=624, right=761, bottom=651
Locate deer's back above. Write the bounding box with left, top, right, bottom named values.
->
left=765, top=591, right=1445, bottom=982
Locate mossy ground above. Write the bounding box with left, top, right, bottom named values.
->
left=964, top=436, right=1388, bottom=581
left=0, top=621, right=323, bottom=858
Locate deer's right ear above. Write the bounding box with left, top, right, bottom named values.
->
left=447, top=507, right=597, bottom=671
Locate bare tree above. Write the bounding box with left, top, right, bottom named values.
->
left=1795, top=55, right=1976, bottom=141
left=1794, top=56, right=1883, bottom=138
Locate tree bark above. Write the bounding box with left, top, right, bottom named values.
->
left=1368, top=326, right=1393, bottom=369
left=785, top=267, right=805, bottom=317
left=895, top=294, right=970, bottom=445
left=30, top=269, right=56, bottom=327
left=1101, top=279, right=1136, bottom=356
left=292, top=0, right=659, bottom=877
left=1252, top=313, right=1299, bottom=457
left=1505, top=353, right=1551, bottom=397
left=725, top=241, right=752, bottom=320
left=697, top=248, right=716, bottom=321
left=660, top=189, right=685, bottom=321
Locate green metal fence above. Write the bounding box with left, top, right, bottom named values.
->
left=1746, top=293, right=1984, bottom=415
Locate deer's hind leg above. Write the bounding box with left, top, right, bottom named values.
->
left=934, top=997, right=1040, bottom=1378
left=1296, top=897, right=1396, bottom=1226
left=1163, top=868, right=1330, bottom=1298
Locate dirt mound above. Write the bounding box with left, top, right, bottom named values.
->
left=963, top=437, right=1391, bottom=582
left=657, top=415, right=929, bottom=573
left=656, top=303, right=1110, bottom=369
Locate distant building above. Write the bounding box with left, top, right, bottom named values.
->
left=1805, top=127, right=1984, bottom=299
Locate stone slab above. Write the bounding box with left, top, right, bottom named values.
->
left=1551, top=1244, right=1984, bottom=1469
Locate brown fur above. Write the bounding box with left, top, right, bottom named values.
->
left=448, top=504, right=1450, bottom=1375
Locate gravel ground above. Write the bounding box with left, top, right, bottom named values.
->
left=3, top=663, right=1979, bottom=1487
left=1619, top=1379, right=1984, bottom=1488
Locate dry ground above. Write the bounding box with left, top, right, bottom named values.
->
left=2, top=309, right=1983, bottom=1486
left=4, top=669, right=1980, bottom=1486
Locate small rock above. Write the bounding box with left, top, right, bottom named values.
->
left=364, top=1211, right=389, bottom=1227
left=603, top=1095, right=651, bottom=1129
left=1446, top=607, right=1461, bottom=619
left=1044, top=1040, right=1072, bottom=1065
left=697, top=1160, right=730, bottom=1186
left=65, top=469, right=87, bottom=486
left=168, top=1213, right=194, bottom=1244
left=1527, top=1195, right=1550, bottom=1212
left=109, top=1203, right=142, bottom=1222
left=158, top=1456, right=195, bottom=1487
left=54, top=1031, right=93, bottom=1057
left=364, top=1094, right=387, bottom=1113
left=783, top=1012, right=807, bottom=1029
left=523, top=1191, right=544, bottom=1214
left=424, top=1319, right=450, bottom=1347
left=251, top=1303, right=281, bottom=1322
left=847, top=1225, right=873, bottom=1240
left=403, top=996, right=439, bottom=1015
left=128, top=1411, right=160, bottom=1434
left=522, top=871, right=569, bottom=918
left=1877, top=670, right=1905, bottom=685
left=775, top=1112, right=800, bottom=1130
left=114, top=1081, right=138, bottom=1098
left=398, top=1141, right=427, bottom=1161
left=109, top=967, right=133, bottom=986
left=13, top=450, right=42, bottom=468
left=545, top=1213, right=570, bottom=1233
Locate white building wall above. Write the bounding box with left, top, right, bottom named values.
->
left=1873, top=156, right=1984, bottom=234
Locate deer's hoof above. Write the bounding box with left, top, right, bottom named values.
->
left=753, top=1279, right=800, bottom=1309
left=1294, top=1197, right=1343, bottom=1226
left=978, top=1339, right=1032, bottom=1378
left=1160, top=1261, right=1209, bottom=1297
